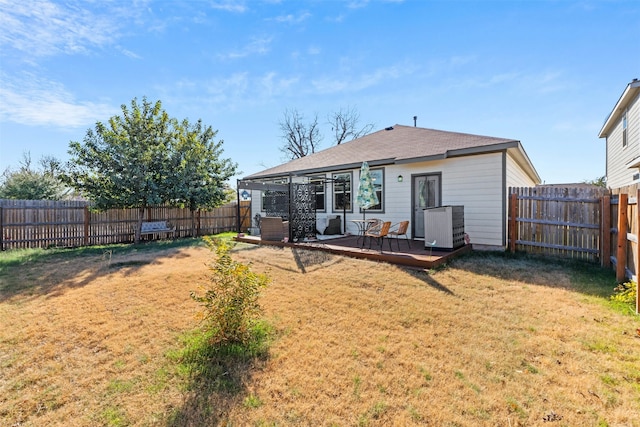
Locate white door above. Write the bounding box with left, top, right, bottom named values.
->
left=412, top=174, right=440, bottom=238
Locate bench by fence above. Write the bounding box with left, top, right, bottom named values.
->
left=140, top=221, right=176, bottom=238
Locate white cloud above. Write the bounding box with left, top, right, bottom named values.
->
left=219, top=36, right=273, bottom=60
left=311, top=63, right=416, bottom=94
left=272, top=12, right=311, bottom=24
left=209, top=1, right=248, bottom=13
left=0, top=0, right=125, bottom=58
left=0, top=73, right=117, bottom=128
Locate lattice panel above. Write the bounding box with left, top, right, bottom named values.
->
left=264, top=191, right=289, bottom=219
left=291, top=183, right=316, bottom=241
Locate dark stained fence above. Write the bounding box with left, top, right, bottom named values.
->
left=0, top=199, right=249, bottom=250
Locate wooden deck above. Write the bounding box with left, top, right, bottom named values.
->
left=233, top=234, right=472, bottom=269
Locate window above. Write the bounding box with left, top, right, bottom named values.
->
left=623, top=111, right=628, bottom=147
left=359, top=168, right=384, bottom=212
left=309, top=176, right=326, bottom=212
left=332, top=172, right=352, bottom=212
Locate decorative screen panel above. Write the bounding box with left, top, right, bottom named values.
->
left=264, top=191, right=289, bottom=219
left=291, top=183, right=316, bottom=241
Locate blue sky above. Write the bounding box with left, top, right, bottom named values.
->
left=1, top=0, right=639, bottom=185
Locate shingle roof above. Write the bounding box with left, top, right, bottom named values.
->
left=245, top=124, right=532, bottom=179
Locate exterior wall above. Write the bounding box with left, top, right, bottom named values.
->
left=245, top=151, right=536, bottom=248
left=442, top=153, right=504, bottom=247
left=506, top=152, right=537, bottom=188
left=606, top=92, right=640, bottom=188
left=505, top=151, right=538, bottom=248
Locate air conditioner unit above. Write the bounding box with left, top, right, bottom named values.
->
left=424, top=206, right=465, bottom=250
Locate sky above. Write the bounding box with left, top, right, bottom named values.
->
left=1, top=0, right=639, bottom=186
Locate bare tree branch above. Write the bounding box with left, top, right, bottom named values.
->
left=327, top=106, right=375, bottom=145
left=278, top=109, right=322, bottom=160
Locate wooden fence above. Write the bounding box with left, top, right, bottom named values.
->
left=508, top=186, right=638, bottom=314
left=0, top=199, right=251, bottom=250
left=508, top=186, right=607, bottom=263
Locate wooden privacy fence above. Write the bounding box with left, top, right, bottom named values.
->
left=509, top=186, right=638, bottom=314
left=508, top=186, right=607, bottom=263
left=0, top=200, right=251, bottom=251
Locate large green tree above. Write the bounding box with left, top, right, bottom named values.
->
left=61, top=97, right=237, bottom=243
left=0, top=153, right=67, bottom=200
left=169, top=118, right=238, bottom=234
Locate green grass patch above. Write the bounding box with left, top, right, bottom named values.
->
left=582, top=339, right=617, bottom=354
left=243, top=394, right=263, bottom=408
left=170, top=319, right=273, bottom=392
left=98, top=406, right=129, bottom=427
left=107, top=378, right=135, bottom=394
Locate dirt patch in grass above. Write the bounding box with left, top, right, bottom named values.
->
left=1, top=243, right=639, bottom=426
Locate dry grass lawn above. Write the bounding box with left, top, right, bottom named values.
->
left=1, top=240, right=639, bottom=426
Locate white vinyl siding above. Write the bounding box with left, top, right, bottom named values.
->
left=606, top=93, right=640, bottom=188
left=442, top=153, right=504, bottom=247
left=506, top=152, right=537, bottom=188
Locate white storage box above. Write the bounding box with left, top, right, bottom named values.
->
left=424, top=206, right=465, bottom=250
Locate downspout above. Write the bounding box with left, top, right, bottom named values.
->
left=236, top=179, right=241, bottom=234
left=288, top=173, right=293, bottom=241
left=502, top=151, right=507, bottom=248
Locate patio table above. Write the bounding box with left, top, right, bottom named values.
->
left=351, top=219, right=377, bottom=247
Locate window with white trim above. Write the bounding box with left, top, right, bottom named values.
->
left=359, top=168, right=384, bottom=212
left=309, top=176, right=326, bottom=212
left=332, top=172, right=352, bottom=212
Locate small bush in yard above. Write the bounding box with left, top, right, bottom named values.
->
left=191, top=236, right=269, bottom=346
left=610, top=281, right=637, bottom=309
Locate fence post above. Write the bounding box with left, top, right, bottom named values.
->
left=83, top=206, right=90, bottom=247
left=637, top=190, right=640, bottom=315
left=616, top=193, right=628, bottom=282
left=509, top=192, right=517, bottom=253
left=0, top=206, right=3, bottom=251
left=601, top=195, right=611, bottom=268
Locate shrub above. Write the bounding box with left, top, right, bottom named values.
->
left=191, top=236, right=269, bottom=346
left=610, top=281, right=637, bottom=308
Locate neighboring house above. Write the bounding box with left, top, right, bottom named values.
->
left=242, top=124, right=540, bottom=249
left=599, top=78, right=640, bottom=188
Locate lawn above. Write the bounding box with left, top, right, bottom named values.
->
left=0, top=238, right=639, bottom=426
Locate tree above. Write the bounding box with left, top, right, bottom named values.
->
left=278, top=109, right=323, bottom=160
left=0, top=152, right=67, bottom=200
left=278, top=107, right=374, bottom=160
left=584, top=175, right=607, bottom=188
left=327, top=106, right=374, bottom=145
left=169, top=118, right=238, bottom=234
left=61, top=97, right=237, bottom=243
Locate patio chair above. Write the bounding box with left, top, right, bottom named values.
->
left=388, top=220, right=410, bottom=251
left=364, top=221, right=392, bottom=251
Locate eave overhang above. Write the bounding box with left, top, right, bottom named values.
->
left=599, top=79, right=640, bottom=139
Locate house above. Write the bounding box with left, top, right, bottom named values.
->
left=242, top=124, right=540, bottom=249
left=599, top=78, right=640, bottom=188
